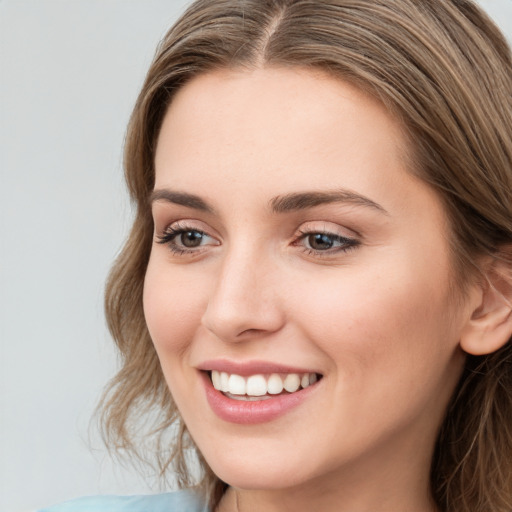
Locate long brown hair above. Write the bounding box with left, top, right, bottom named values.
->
left=100, top=1, right=512, bottom=510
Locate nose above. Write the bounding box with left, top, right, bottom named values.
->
left=201, top=246, right=286, bottom=343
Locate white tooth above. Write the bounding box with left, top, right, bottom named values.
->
left=228, top=374, right=246, bottom=395
left=225, top=392, right=273, bottom=401
left=301, top=374, right=310, bottom=389
left=267, top=374, right=284, bottom=394
left=220, top=372, right=230, bottom=392
left=309, top=373, right=318, bottom=385
left=283, top=373, right=300, bottom=393
left=246, top=375, right=267, bottom=396
left=211, top=370, right=221, bottom=390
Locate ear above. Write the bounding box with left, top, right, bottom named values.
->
left=460, top=255, right=512, bottom=356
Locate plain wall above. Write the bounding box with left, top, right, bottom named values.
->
left=0, top=1, right=511, bottom=511
left=0, top=2, right=192, bottom=511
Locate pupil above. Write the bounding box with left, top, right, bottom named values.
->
left=181, top=231, right=203, bottom=248
left=309, top=233, right=334, bottom=250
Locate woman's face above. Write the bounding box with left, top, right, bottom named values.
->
left=144, top=67, right=472, bottom=495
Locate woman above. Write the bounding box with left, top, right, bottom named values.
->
left=40, top=0, right=512, bottom=511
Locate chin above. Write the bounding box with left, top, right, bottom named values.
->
left=210, top=460, right=307, bottom=491
left=194, top=435, right=323, bottom=492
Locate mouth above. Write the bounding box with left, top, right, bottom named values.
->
left=198, top=360, right=324, bottom=423
left=208, top=370, right=322, bottom=401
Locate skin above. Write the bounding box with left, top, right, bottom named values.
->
left=143, top=67, right=478, bottom=512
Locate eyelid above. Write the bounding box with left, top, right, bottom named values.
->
left=155, top=218, right=217, bottom=238
left=294, top=220, right=359, bottom=240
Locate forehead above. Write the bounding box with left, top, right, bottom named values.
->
left=154, top=67, right=412, bottom=195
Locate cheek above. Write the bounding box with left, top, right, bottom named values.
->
left=143, top=256, right=207, bottom=360
left=290, top=251, right=461, bottom=395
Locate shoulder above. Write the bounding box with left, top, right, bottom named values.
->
left=37, top=490, right=210, bottom=512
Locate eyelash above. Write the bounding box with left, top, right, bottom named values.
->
left=156, top=223, right=360, bottom=257
left=156, top=223, right=213, bottom=255
left=295, top=229, right=360, bottom=256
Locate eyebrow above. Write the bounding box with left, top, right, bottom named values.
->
left=150, top=188, right=388, bottom=216
left=270, top=190, right=389, bottom=215
left=150, top=189, right=215, bottom=214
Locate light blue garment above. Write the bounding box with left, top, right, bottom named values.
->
left=37, top=490, right=210, bottom=512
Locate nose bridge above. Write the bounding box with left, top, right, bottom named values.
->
left=201, top=240, right=284, bottom=341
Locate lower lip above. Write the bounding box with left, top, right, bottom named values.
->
left=201, top=372, right=320, bottom=424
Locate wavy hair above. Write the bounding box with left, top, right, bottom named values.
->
left=100, top=1, right=512, bottom=510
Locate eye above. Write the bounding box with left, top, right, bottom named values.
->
left=305, top=233, right=338, bottom=251
left=175, top=230, right=206, bottom=248
left=297, top=229, right=359, bottom=255
left=156, top=223, right=219, bottom=254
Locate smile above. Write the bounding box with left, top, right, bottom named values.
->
left=210, top=370, right=319, bottom=400
left=199, top=364, right=323, bottom=424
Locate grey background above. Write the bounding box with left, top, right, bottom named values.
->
left=0, top=1, right=511, bottom=511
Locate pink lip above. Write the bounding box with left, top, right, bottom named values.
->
left=197, top=359, right=320, bottom=376
left=199, top=370, right=321, bottom=425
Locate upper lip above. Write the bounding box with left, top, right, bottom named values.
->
left=196, top=359, right=321, bottom=376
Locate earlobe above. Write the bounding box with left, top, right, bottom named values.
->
left=460, top=257, right=512, bottom=356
